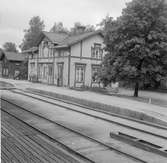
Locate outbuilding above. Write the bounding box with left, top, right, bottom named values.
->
left=0, top=50, right=27, bottom=79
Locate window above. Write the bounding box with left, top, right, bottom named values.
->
left=58, top=50, right=65, bottom=57
left=42, top=41, right=50, bottom=58
left=43, top=46, right=49, bottom=58
left=92, top=65, right=100, bottom=82
left=91, top=43, right=103, bottom=59
left=75, top=64, right=85, bottom=83
left=14, top=70, right=20, bottom=77
left=3, top=68, right=8, bottom=76
left=15, top=63, right=20, bottom=66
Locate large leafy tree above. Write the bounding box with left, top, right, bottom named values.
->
left=101, top=0, right=167, bottom=97
left=21, top=16, right=45, bottom=51
left=3, top=42, right=18, bottom=52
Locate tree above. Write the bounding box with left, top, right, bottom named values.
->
left=70, top=22, right=95, bottom=35
left=50, top=22, right=69, bottom=33
left=98, top=14, right=113, bottom=30
left=20, top=16, right=45, bottom=51
left=100, top=0, right=167, bottom=97
left=85, top=24, right=96, bottom=32
left=3, top=42, right=18, bottom=52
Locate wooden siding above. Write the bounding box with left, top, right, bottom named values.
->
left=1, top=57, right=27, bottom=79
left=28, top=33, right=104, bottom=87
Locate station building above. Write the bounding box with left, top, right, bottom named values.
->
left=27, top=30, right=105, bottom=87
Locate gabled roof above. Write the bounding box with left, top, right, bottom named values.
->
left=59, top=30, right=103, bottom=47
left=2, top=51, right=25, bottom=61
left=35, top=30, right=103, bottom=48
left=0, top=48, right=3, bottom=60
left=22, top=47, right=38, bottom=53
left=35, top=31, right=68, bottom=45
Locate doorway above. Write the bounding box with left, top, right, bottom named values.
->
left=48, top=64, right=53, bottom=84
left=57, top=63, right=64, bottom=86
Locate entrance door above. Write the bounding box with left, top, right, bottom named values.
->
left=57, top=63, right=64, bottom=86
left=48, top=64, right=53, bottom=84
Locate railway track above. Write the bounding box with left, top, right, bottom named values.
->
left=2, top=89, right=167, bottom=162
left=1, top=111, right=88, bottom=163
left=21, top=88, right=167, bottom=130
left=10, top=89, right=167, bottom=139
left=24, top=89, right=167, bottom=130
left=1, top=100, right=146, bottom=163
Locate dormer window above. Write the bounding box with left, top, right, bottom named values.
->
left=42, top=41, right=49, bottom=57
left=91, top=43, right=103, bottom=59
left=43, top=41, right=48, bottom=47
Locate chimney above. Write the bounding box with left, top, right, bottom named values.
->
left=76, top=25, right=86, bottom=34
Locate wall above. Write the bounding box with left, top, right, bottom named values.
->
left=28, top=53, right=38, bottom=80
left=69, top=34, right=104, bottom=87
left=28, top=36, right=54, bottom=82
left=70, top=34, right=104, bottom=58
left=53, top=56, right=69, bottom=86
left=0, top=61, right=2, bottom=77
left=2, top=57, right=25, bottom=79
left=28, top=34, right=104, bottom=87
left=69, top=57, right=102, bottom=87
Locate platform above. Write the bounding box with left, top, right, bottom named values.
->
left=1, top=78, right=167, bottom=126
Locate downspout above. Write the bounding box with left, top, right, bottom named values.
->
left=36, top=51, right=39, bottom=82
left=80, top=40, right=83, bottom=59
left=68, top=47, right=71, bottom=87
left=52, top=47, right=55, bottom=84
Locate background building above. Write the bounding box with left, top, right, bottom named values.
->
left=0, top=50, right=27, bottom=79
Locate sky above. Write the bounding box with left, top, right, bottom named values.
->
left=0, top=0, right=131, bottom=49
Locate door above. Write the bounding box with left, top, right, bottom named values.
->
left=57, top=63, right=64, bottom=86
left=48, top=64, right=53, bottom=84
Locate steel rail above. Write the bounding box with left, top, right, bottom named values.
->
left=25, top=88, right=167, bottom=129
left=1, top=109, right=95, bottom=163
left=1, top=98, right=147, bottom=163
left=10, top=89, right=167, bottom=140
left=17, top=88, right=167, bottom=130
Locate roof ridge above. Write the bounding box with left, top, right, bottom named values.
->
left=55, top=30, right=103, bottom=48
left=42, top=31, right=69, bottom=35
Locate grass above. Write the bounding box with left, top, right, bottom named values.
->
left=70, top=86, right=167, bottom=108
left=111, top=94, right=167, bottom=108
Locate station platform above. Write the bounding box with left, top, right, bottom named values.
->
left=1, top=78, right=167, bottom=126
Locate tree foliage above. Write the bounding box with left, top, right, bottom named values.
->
left=50, top=22, right=69, bottom=33
left=100, top=0, right=167, bottom=96
left=70, top=22, right=95, bottom=35
left=3, top=42, right=18, bottom=52
left=21, top=16, right=45, bottom=51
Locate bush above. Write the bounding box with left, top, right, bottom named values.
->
left=29, top=74, right=38, bottom=82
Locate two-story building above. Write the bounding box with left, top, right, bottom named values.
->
left=27, top=29, right=104, bottom=87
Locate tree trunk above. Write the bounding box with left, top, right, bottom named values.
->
left=134, top=82, right=139, bottom=97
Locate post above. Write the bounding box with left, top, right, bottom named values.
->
left=134, top=82, right=139, bottom=97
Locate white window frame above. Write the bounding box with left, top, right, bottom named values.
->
left=91, top=43, right=103, bottom=59
left=75, top=64, right=86, bottom=83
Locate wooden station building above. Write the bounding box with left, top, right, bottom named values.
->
left=27, top=29, right=105, bottom=87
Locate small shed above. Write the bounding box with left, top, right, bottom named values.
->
left=0, top=50, right=27, bottom=79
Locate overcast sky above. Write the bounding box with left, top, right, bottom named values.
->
left=0, top=0, right=131, bottom=49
